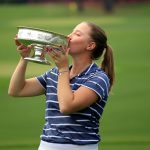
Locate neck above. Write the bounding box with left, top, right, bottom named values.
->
left=70, top=55, right=92, bottom=78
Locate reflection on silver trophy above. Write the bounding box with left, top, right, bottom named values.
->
left=17, top=26, right=69, bottom=65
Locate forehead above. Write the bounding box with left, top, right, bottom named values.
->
left=73, top=23, right=91, bottom=33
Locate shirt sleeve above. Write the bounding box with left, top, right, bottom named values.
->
left=36, top=71, right=48, bottom=90
left=81, top=73, right=110, bottom=100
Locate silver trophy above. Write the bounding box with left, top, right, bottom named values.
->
left=17, top=26, right=68, bottom=65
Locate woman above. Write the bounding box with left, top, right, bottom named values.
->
left=8, top=22, right=115, bottom=150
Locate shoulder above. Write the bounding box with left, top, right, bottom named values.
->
left=36, top=67, right=58, bottom=83
left=83, top=64, right=110, bottom=99
left=88, top=63, right=110, bottom=85
left=45, top=67, right=58, bottom=76
left=94, top=69, right=110, bottom=87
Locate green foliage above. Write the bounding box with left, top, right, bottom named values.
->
left=0, top=3, right=150, bottom=150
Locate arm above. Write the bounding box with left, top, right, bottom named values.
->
left=57, top=72, right=99, bottom=114
left=47, top=47, right=99, bottom=114
left=8, top=58, right=45, bottom=97
left=8, top=38, right=45, bottom=97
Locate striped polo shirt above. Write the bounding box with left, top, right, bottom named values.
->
left=36, top=63, right=110, bottom=145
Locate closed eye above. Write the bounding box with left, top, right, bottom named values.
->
left=75, top=33, right=81, bottom=36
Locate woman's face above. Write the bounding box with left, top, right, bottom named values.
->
left=68, top=22, right=92, bottom=55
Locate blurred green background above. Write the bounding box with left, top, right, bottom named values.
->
left=0, top=1, right=150, bottom=150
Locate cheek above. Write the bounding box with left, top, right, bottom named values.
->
left=70, top=43, right=85, bottom=53
left=70, top=38, right=87, bottom=50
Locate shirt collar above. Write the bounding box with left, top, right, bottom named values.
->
left=69, top=63, right=100, bottom=77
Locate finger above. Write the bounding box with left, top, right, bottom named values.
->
left=52, top=48, right=61, bottom=56
left=50, top=50, right=57, bottom=57
left=17, top=44, right=23, bottom=50
left=66, top=47, right=70, bottom=55
left=17, top=48, right=28, bottom=52
left=59, top=46, right=65, bottom=54
left=49, top=54, right=56, bottom=61
left=15, top=38, right=21, bottom=46
left=40, top=51, right=45, bottom=59
left=27, top=45, right=33, bottom=51
left=17, top=44, right=28, bottom=51
left=49, top=51, right=59, bottom=61
left=45, top=46, right=52, bottom=53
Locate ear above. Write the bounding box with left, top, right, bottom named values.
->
left=87, top=42, right=96, bottom=51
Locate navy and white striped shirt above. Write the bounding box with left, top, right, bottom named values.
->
left=36, top=63, right=110, bottom=145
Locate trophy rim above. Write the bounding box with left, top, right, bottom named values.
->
left=17, top=39, right=62, bottom=47
left=17, top=26, right=68, bottom=38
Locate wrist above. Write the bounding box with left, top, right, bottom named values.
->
left=58, top=68, right=69, bottom=76
left=58, top=67, right=69, bottom=72
left=58, top=70, right=69, bottom=76
left=19, top=57, right=28, bottom=64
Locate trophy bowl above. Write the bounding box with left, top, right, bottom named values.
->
left=17, top=26, right=68, bottom=65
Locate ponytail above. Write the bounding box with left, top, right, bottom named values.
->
left=85, top=21, right=115, bottom=91
left=101, top=45, right=115, bottom=91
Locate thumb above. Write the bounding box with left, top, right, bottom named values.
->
left=66, top=47, right=70, bottom=55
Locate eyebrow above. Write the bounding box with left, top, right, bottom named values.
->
left=73, top=29, right=84, bottom=35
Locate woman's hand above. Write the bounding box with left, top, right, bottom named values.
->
left=15, top=37, right=32, bottom=58
left=46, top=46, right=70, bottom=71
